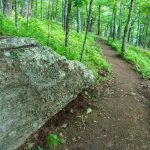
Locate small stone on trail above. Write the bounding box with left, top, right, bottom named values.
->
left=70, top=108, right=74, bottom=113
left=129, top=92, right=136, bottom=96
left=61, top=123, right=68, bottom=128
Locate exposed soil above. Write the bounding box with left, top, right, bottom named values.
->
left=18, top=39, right=150, bottom=150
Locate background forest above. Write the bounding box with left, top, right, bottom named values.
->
left=0, top=0, right=150, bottom=78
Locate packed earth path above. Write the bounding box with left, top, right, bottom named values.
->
left=59, top=39, right=150, bottom=150
left=19, top=39, right=150, bottom=150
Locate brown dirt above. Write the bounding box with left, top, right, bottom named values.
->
left=18, top=39, right=150, bottom=150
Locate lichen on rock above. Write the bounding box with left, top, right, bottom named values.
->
left=0, top=37, right=94, bottom=150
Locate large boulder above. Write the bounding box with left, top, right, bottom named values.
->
left=0, top=37, right=94, bottom=150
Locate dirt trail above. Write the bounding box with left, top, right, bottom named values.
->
left=19, top=39, right=150, bottom=150
left=61, top=40, right=150, bottom=150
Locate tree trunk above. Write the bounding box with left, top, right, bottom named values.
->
left=47, top=0, right=50, bottom=19
left=105, top=22, right=109, bottom=37
left=51, top=0, right=55, bottom=21
left=80, top=0, right=93, bottom=62
left=31, top=0, right=34, bottom=16
left=63, top=0, right=68, bottom=31
left=112, top=1, right=117, bottom=41
left=27, top=0, right=30, bottom=28
left=4, top=0, right=12, bottom=17
left=77, top=6, right=81, bottom=33
left=0, top=0, right=3, bottom=14
left=62, top=0, right=64, bottom=27
left=117, top=0, right=123, bottom=40
left=136, top=10, right=141, bottom=46
left=65, top=0, right=72, bottom=47
left=121, top=0, right=134, bottom=57
left=15, top=0, right=19, bottom=31
left=97, top=5, right=101, bottom=35
left=108, top=11, right=113, bottom=40
left=22, top=0, right=30, bottom=18
left=54, top=0, right=58, bottom=22
left=47, top=0, right=51, bottom=46
left=35, top=0, right=38, bottom=16
left=40, top=0, right=43, bottom=19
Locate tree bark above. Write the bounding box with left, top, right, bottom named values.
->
left=112, top=1, right=117, bottom=41
left=4, top=0, right=12, bottom=17
left=35, top=0, right=38, bottom=16
left=22, top=0, right=30, bottom=18
left=54, top=0, right=58, bottom=22
left=47, top=0, right=51, bottom=46
left=62, top=0, right=64, bottom=27
left=65, top=0, right=72, bottom=47
left=15, top=0, right=19, bottom=31
left=40, top=0, right=43, bottom=19
left=136, top=10, right=141, bottom=46
left=80, top=0, right=93, bottom=62
left=63, top=0, right=68, bottom=31
left=77, top=6, right=81, bottom=33
left=108, top=11, right=113, bottom=40
left=27, top=0, right=30, bottom=28
left=97, top=5, right=101, bottom=35
left=31, top=0, right=34, bottom=16
left=0, top=0, right=3, bottom=14
left=127, top=17, right=137, bottom=43
left=117, top=0, right=123, bottom=40
left=121, top=0, right=134, bottom=57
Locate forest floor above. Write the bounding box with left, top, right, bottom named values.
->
left=19, top=39, right=150, bottom=150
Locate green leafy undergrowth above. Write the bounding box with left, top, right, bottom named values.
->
left=108, top=40, right=150, bottom=79
left=0, top=15, right=110, bottom=77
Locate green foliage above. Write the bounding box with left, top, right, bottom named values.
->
left=47, top=133, right=66, bottom=147
left=37, top=146, right=43, bottom=150
left=0, top=16, right=110, bottom=77
left=27, top=143, right=34, bottom=149
left=47, top=134, right=59, bottom=146
left=108, top=40, right=150, bottom=79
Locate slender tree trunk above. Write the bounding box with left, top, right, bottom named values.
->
left=63, top=0, right=68, bottom=31
left=128, top=27, right=132, bottom=43
left=15, top=0, right=18, bottom=31
left=90, top=16, right=94, bottom=32
left=127, top=17, right=137, bottom=43
left=35, top=0, right=38, bottom=16
left=4, top=0, right=12, bottom=17
left=22, top=0, right=30, bottom=18
left=108, top=11, right=114, bottom=40
left=47, top=0, right=51, bottom=46
left=105, top=22, right=109, bottom=37
left=2, top=0, right=5, bottom=14
left=97, top=5, right=101, bottom=35
left=62, top=0, right=64, bottom=27
left=80, top=0, right=93, bottom=62
left=0, top=0, right=3, bottom=14
left=27, top=0, right=30, bottom=28
left=40, top=0, right=43, bottom=19
left=117, top=0, right=123, bottom=40
left=112, top=1, right=117, bottom=41
left=121, top=0, right=134, bottom=57
left=136, top=10, right=141, bottom=46
left=51, top=0, right=55, bottom=21
left=77, top=6, right=81, bottom=32
left=65, top=0, right=72, bottom=47
left=30, top=0, right=34, bottom=16
left=54, top=0, right=58, bottom=22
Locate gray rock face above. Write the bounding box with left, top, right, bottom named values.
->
left=0, top=37, right=94, bottom=150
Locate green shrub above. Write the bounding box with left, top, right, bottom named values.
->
left=108, top=39, right=150, bottom=78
